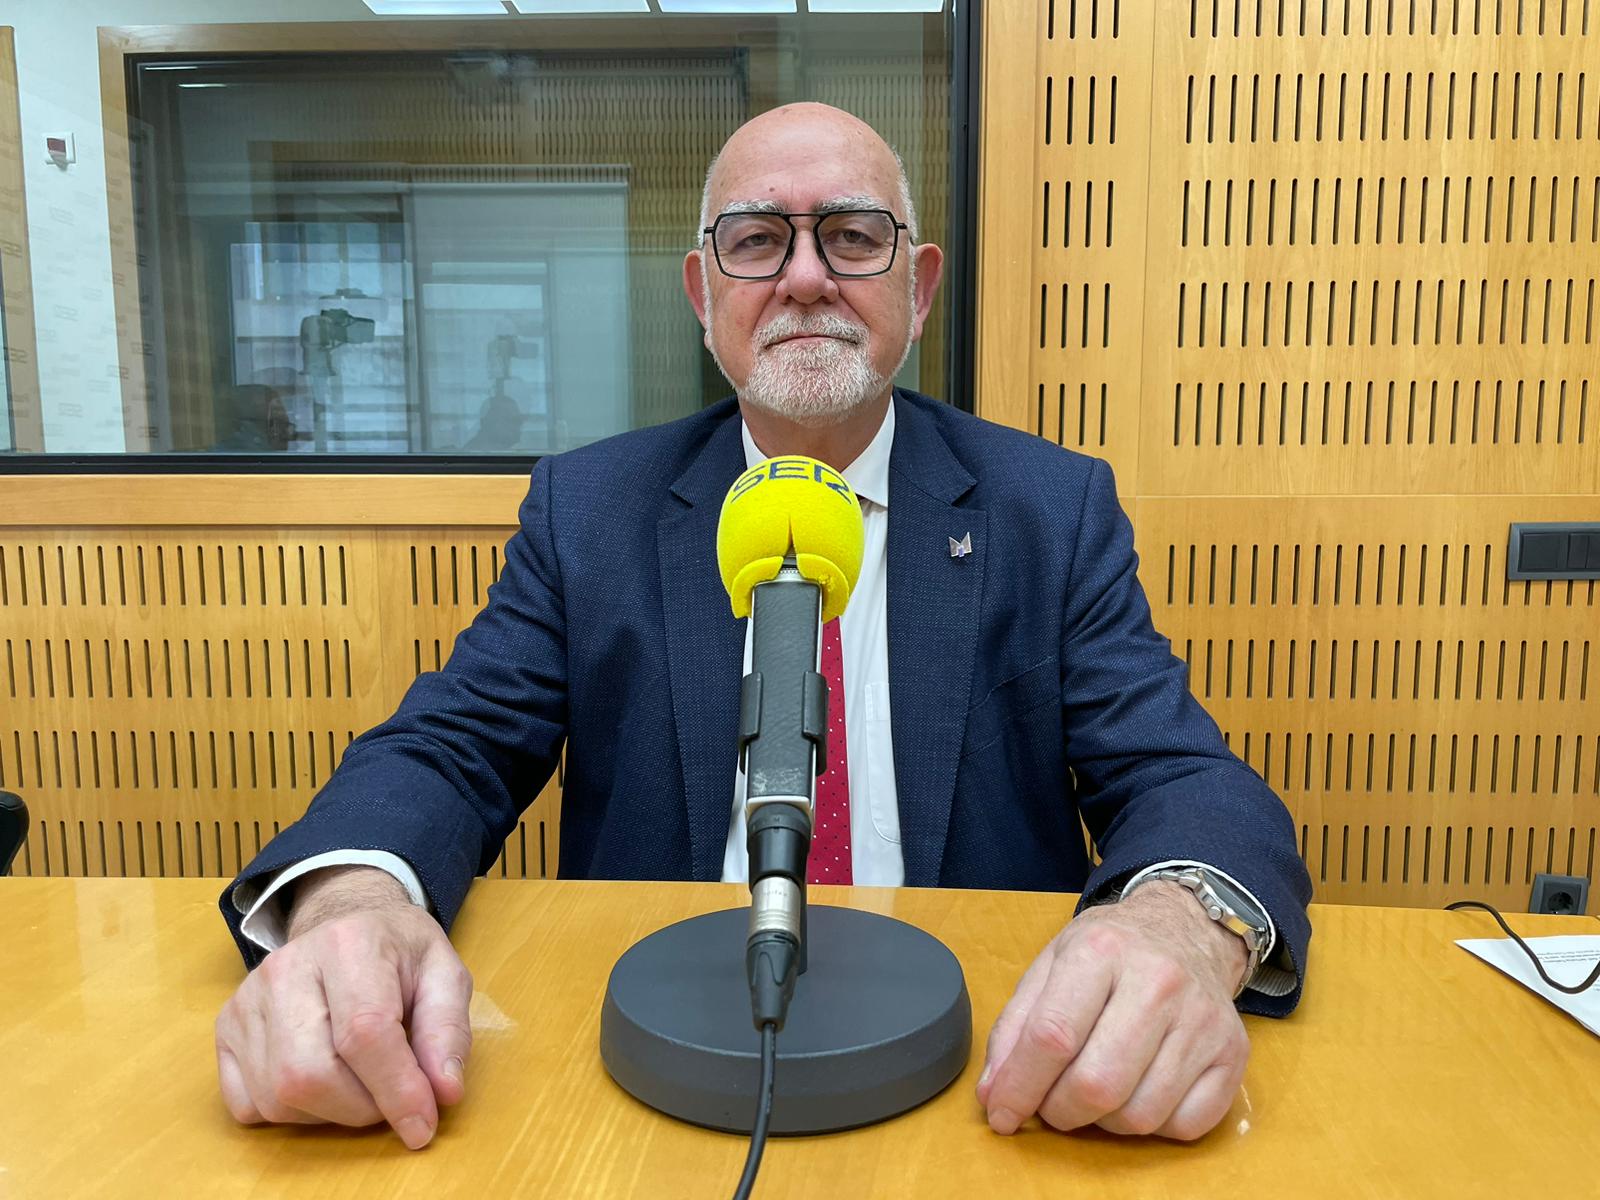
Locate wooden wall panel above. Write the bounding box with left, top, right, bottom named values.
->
left=1139, top=7, right=1600, bottom=496
left=980, top=0, right=1600, bottom=910
left=0, top=519, right=556, bottom=882
left=1134, top=496, right=1598, bottom=907
left=978, top=0, right=1155, bottom=484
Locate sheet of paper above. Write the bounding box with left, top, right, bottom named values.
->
left=1456, top=934, right=1600, bottom=1037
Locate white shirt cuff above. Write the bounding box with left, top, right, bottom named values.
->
left=1119, top=859, right=1296, bottom=998
left=231, top=850, right=430, bottom=953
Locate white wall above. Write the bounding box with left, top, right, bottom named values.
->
left=9, top=1, right=423, bottom=451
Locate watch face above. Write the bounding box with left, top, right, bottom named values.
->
left=1202, top=873, right=1269, bottom=932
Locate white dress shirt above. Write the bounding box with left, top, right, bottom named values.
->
left=233, top=400, right=1283, bottom=996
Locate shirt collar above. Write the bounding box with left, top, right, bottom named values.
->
left=739, top=397, right=894, bottom=510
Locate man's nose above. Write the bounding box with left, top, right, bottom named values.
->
left=774, top=225, right=838, bottom=306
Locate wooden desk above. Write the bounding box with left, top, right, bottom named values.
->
left=2, top=880, right=1597, bottom=1198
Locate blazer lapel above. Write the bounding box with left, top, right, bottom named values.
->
left=658, top=411, right=748, bottom=881
left=886, top=393, right=985, bottom=887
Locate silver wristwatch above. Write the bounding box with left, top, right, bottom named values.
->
left=1137, top=866, right=1270, bottom=997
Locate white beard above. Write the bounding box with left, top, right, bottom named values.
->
left=704, top=271, right=918, bottom=428
left=740, top=313, right=890, bottom=426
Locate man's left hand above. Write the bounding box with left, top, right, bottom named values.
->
left=976, top=880, right=1251, bottom=1141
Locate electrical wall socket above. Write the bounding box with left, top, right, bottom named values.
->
left=1529, top=873, right=1590, bottom=915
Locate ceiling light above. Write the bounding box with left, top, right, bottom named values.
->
left=807, top=0, right=943, bottom=9
left=177, top=83, right=229, bottom=88
left=363, top=0, right=510, bottom=14
left=510, top=0, right=648, bottom=9
left=658, top=0, right=796, bottom=10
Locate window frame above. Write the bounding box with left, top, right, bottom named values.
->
left=2, top=6, right=979, bottom=474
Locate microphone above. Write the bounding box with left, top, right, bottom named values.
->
left=598, top=450, right=966, bottom=1145
left=716, top=456, right=864, bottom=1031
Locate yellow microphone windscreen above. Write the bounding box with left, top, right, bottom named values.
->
left=717, top=456, right=865, bottom=623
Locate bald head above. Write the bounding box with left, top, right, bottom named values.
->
left=697, top=103, right=918, bottom=243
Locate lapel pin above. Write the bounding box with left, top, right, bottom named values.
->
left=948, top=532, right=973, bottom=559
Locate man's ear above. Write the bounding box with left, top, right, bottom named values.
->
left=908, top=241, right=945, bottom=342
left=683, top=250, right=710, bottom=332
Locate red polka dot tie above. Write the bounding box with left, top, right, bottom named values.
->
left=807, top=618, right=853, bottom=884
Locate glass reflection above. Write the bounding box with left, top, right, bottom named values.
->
left=112, top=22, right=948, bottom=458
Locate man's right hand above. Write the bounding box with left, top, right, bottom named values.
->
left=215, top=865, right=473, bottom=1150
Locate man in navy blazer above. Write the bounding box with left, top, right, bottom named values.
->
left=216, top=103, right=1311, bottom=1153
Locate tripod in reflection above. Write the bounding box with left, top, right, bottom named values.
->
left=299, top=304, right=375, bottom=452
left=460, top=331, right=534, bottom=452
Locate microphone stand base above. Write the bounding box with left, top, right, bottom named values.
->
left=600, top=905, right=971, bottom=1135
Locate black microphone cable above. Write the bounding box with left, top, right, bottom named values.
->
left=730, top=1022, right=779, bottom=1200
left=1446, top=899, right=1600, bottom=994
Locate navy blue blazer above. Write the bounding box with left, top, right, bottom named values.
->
left=223, top=390, right=1312, bottom=1014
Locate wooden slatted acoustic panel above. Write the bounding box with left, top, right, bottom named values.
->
left=0, top=528, right=557, bottom=882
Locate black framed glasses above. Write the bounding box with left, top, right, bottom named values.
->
left=702, top=208, right=909, bottom=280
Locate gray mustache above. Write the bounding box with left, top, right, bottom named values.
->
left=758, top=315, right=867, bottom=347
